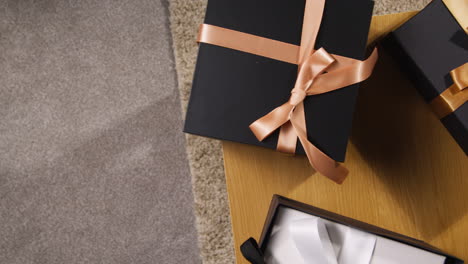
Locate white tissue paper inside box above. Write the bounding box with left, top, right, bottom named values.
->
left=264, top=207, right=446, bottom=264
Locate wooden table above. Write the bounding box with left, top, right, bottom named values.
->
left=223, top=12, right=468, bottom=263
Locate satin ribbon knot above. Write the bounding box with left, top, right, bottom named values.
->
left=290, top=48, right=335, bottom=106
left=289, top=88, right=307, bottom=106
left=250, top=47, right=335, bottom=142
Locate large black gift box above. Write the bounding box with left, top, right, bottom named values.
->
left=184, top=0, right=374, bottom=162
left=383, top=0, right=468, bottom=155
left=240, top=195, right=464, bottom=264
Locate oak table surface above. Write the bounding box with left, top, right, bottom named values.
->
left=223, top=12, right=468, bottom=263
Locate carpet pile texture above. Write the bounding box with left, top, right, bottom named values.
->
left=0, top=1, right=200, bottom=263
left=169, top=0, right=430, bottom=263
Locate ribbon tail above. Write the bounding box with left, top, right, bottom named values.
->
left=307, top=48, right=379, bottom=95
left=249, top=103, right=294, bottom=141
left=291, top=102, right=348, bottom=184
left=277, top=121, right=298, bottom=154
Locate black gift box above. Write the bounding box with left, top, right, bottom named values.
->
left=241, top=195, right=464, bottom=264
left=184, top=0, right=374, bottom=162
left=383, top=0, right=468, bottom=155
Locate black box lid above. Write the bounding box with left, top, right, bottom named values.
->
left=184, top=0, right=374, bottom=162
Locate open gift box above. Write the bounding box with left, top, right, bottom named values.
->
left=241, top=195, right=464, bottom=264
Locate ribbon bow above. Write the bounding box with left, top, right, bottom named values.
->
left=430, top=63, right=468, bottom=118
left=249, top=0, right=378, bottom=183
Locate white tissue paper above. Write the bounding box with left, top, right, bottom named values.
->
left=263, top=207, right=446, bottom=264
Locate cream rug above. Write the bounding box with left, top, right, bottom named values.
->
left=169, top=0, right=431, bottom=263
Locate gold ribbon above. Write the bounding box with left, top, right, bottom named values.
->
left=430, top=63, right=468, bottom=118
left=197, top=0, right=378, bottom=183
left=430, top=0, right=468, bottom=119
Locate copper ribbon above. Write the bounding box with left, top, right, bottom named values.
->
left=197, top=0, right=378, bottom=183
left=429, top=0, right=468, bottom=118
left=430, top=63, right=468, bottom=118
left=429, top=1, right=468, bottom=118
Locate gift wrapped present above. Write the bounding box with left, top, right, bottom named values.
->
left=184, top=0, right=378, bottom=183
left=241, top=195, right=464, bottom=264
left=383, top=0, right=468, bottom=155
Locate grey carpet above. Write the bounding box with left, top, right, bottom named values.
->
left=0, top=0, right=200, bottom=263
left=169, top=0, right=431, bottom=263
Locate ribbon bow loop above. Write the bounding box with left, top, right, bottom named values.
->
left=296, top=48, right=336, bottom=94
left=250, top=48, right=336, bottom=142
